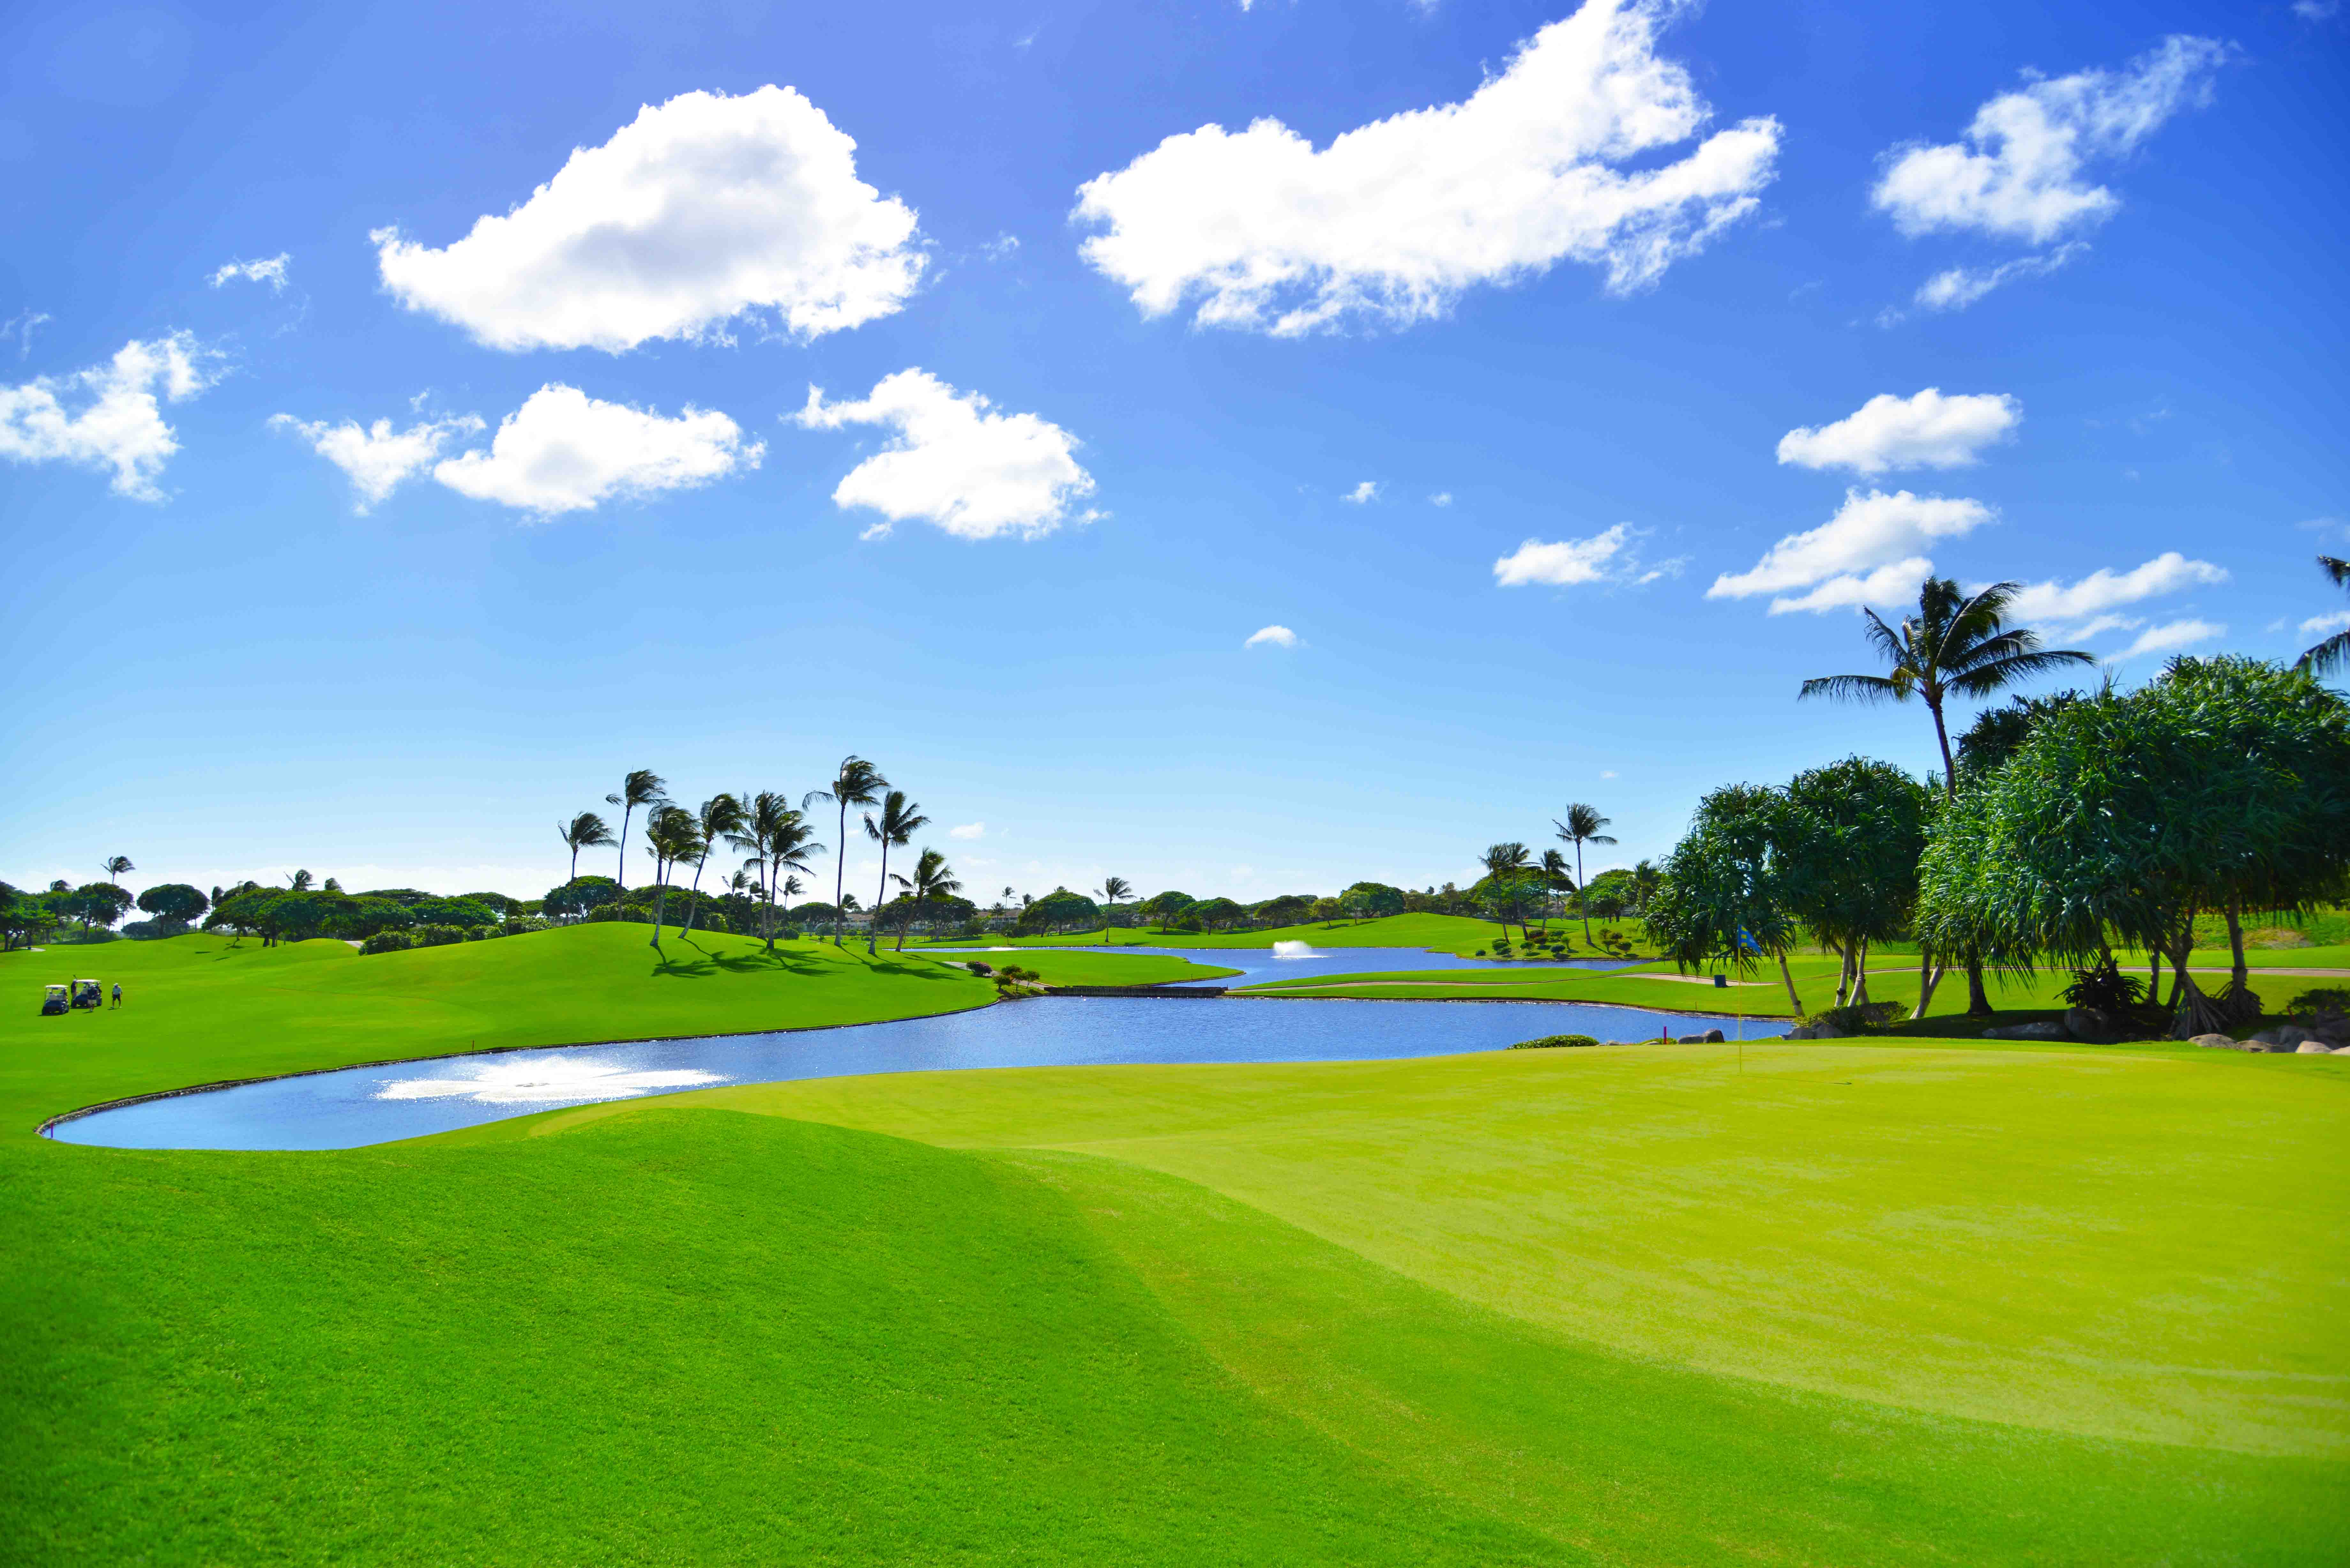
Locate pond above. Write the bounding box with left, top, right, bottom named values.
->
left=48, top=986, right=1780, bottom=1153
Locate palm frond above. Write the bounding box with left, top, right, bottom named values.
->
left=1946, top=646, right=2096, bottom=698
left=2299, top=628, right=2350, bottom=679
left=1798, top=673, right=1906, bottom=705
left=2321, top=555, right=2349, bottom=590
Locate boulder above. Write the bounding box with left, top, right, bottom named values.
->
left=2188, top=1033, right=2239, bottom=1050
left=1784, top=1025, right=1815, bottom=1040
left=1983, top=1021, right=2067, bottom=1041
left=1796, top=1019, right=1846, bottom=1039
left=2064, top=1006, right=2127, bottom=1044
left=2296, top=1040, right=2335, bottom=1054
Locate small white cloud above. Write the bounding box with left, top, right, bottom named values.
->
left=1245, top=624, right=1299, bottom=648
left=1777, top=388, right=2020, bottom=475
left=374, top=86, right=923, bottom=352
left=434, top=384, right=761, bottom=516
left=1600, top=769, right=1618, bottom=779
left=1912, top=243, right=2088, bottom=313
left=2061, top=613, right=2143, bottom=642
left=1708, top=490, right=1991, bottom=609
left=982, top=233, right=1020, bottom=261
left=1073, top=0, right=1782, bottom=335
left=2292, top=0, right=2339, bottom=20
left=1765, top=559, right=1937, bottom=616
left=949, top=821, right=986, bottom=840
left=2110, top=617, right=2222, bottom=661
left=1344, top=480, right=1380, bottom=504
left=0, top=332, right=219, bottom=500
left=4, top=309, right=52, bottom=358
left=1494, top=524, right=1633, bottom=588
left=2301, top=610, right=2350, bottom=637
left=793, top=369, right=1095, bottom=541
left=1430, top=491, right=1453, bottom=507
left=209, top=253, right=289, bottom=292
left=2004, top=552, right=2228, bottom=625
left=1872, top=36, right=2229, bottom=244
left=270, top=409, right=485, bottom=511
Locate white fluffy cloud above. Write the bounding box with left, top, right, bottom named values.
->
left=1494, top=524, right=1633, bottom=587
left=269, top=410, right=484, bottom=511
left=0, top=332, right=218, bottom=500
left=1072, top=0, right=1781, bottom=335
left=793, top=369, right=1095, bottom=540
left=1245, top=625, right=1299, bottom=648
left=2111, top=617, right=2222, bottom=661
left=1872, top=35, right=2228, bottom=244
left=1708, top=489, right=1994, bottom=612
left=1777, top=388, right=2020, bottom=476
left=2301, top=610, right=2350, bottom=637
left=375, top=87, right=923, bottom=352
left=433, top=385, right=761, bottom=516
left=2004, top=552, right=2227, bottom=626
left=949, top=822, right=986, bottom=840
left=209, top=254, right=289, bottom=291
left=1344, top=480, right=1379, bottom=504
left=1913, top=243, right=2087, bottom=312
left=1430, top=491, right=1453, bottom=507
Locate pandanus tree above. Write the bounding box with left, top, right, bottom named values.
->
left=1096, top=876, right=1132, bottom=943
left=862, top=790, right=929, bottom=953
left=1799, top=575, right=2092, bottom=1013
left=900, top=849, right=962, bottom=951
left=1478, top=842, right=1532, bottom=939
left=641, top=804, right=703, bottom=951
left=728, top=791, right=825, bottom=953
left=806, top=757, right=887, bottom=946
left=1645, top=783, right=1807, bottom=1014
left=558, top=811, right=615, bottom=882
left=1553, top=805, right=1616, bottom=944
left=2298, top=555, right=2349, bottom=679
left=606, top=770, right=667, bottom=890
left=679, top=794, right=746, bottom=938
left=1774, top=758, right=1930, bottom=1012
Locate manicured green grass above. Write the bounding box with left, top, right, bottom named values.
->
left=919, top=948, right=1241, bottom=986
left=915, top=912, right=1659, bottom=957
left=5, top=925, right=2343, bottom=1561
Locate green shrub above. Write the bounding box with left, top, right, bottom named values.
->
left=413, top=924, right=464, bottom=948
left=359, top=931, right=412, bottom=955
left=2286, top=987, right=2350, bottom=1016
left=1510, top=1034, right=1599, bottom=1050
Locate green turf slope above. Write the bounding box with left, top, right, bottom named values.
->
left=916, top=912, right=1656, bottom=956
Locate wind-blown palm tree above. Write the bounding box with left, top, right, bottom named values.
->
left=1479, top=841, right=1531, bottom=940
left=806, top=757, right=887, bottom=946
left=1537, top=848, right=1571, bottom=935
left=862, top=790, right=929, bottom=953
left=1800, top=575, right=2092, bottom=1013
left=2297, top=555, right=2349, bottom=679
left=1630, top=859, right=1661, bottom=917
left=679, top=794, right=746, bottom=938
left=101, top=855, right=133, bottom=891
left=901, top=848, right=962, bottom=952
left=1552, top=805, right=1617, bottom=945
left=606, top=770, right=667, bottom=890
left=1096, top=876, right=1133, bottom=943
left=642, top=804, right=702, bottom=951
left=727, top=790, right=826, bottom=953
left=558, top=811, right=614, bottom=883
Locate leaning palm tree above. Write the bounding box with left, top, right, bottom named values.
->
left=101, top=855, right=133, bottom=890
left=727, top=791, right=826, bottom=953
left=806, top=757, right=888, bottom=946
left=2297, top=555, right=2350, bottom=679
left=862, top=790, right=929, bottom=953
left=557, top=811, right=614, bottom=883
left=642, top=804, right=703, bottom=951
left=679, top=794, right=746, bottom=938
left=1552, top=805, right=1617, bottom=945
left=900, top=848, right=963, bottom=951
left=1800, top=575, right=2093, bottom=1013
left=605, top=770, right=667, bottom=890
left=1479, top=842, right=1530, bottom=940
left=1096, top=876, right=1133, bottom=944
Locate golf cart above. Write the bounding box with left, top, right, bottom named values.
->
left=71, top=979, right=102, bottom=1010
left=41, top=984, right=69, bottom=1016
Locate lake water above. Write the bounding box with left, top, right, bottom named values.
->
left=936, top=944, right=1642, bottom=985
left=48, top=955, right=1776, bottom=1151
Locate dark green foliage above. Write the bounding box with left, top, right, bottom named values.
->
left=134, top=883, right=209, bottom=923
left=1508, top=1034, right=1599, bottom=1050
left=1341, top=882, right=1407, bottom=919
left=1646, top=783, right=1801, bottom=998
left=1954, top=692, right=2083, bottom=782
left=2057, top=958, right=2150, bottom=1014
left=359, top=931, right=413, bottom=955
left=2285, top=987, right=2350, bottom=1016
left=1017, top=888, right=1102, bottom=934
left=544, top=876, right=620, bottom=920
left=1776, top=757, right=1930, bottom=966
left=1252, top=893, right=1315, bottom=927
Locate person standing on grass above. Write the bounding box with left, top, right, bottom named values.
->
left=111, top=982, right=122, bottom=1008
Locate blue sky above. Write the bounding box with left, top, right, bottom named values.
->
left=4, top=0, right=2344, bottom=906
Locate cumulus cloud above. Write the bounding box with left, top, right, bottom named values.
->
left=375, top=86, right=923, bottom=352
left=1912, top=242, right=2087, bottom=313
left=1708, top=489, right=1994, bottom=612
left=0, top=332, right=219, bottom=500
left=433, top=385, right=760, bottom=516
left=1872, top=35, right=2229, bottom=244
left=793, top=369, right=1095, bottom=541
left=269, top=410, right=485, bottom=511
left=2110, top=617, right=2222, bottom=661
left=949, top=822, right=986, bottom=840
left=209, top=253, right=289, bottom=291
left=1245, top=624, right=1299, bottom=648
left=1494, top=524, right=1633, bottom=587
left=1344, top=480, right=1379, bottom=503
left=1777, top=388, right=2020, bottom=475
left=2301, top=610, right=2350, bottom=637
left=1072, top=0, right=1781, bottom=335
left=2003, top=552, right=2227, bottom=627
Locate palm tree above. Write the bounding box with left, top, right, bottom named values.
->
left=805, top=757, right=887, bottom=946
left=1537, top=848, right=1571, bottom=935
left=641, top=804, right=703, bottom=950
left=727, top=791, right=826, bottom=953
left=1096, top=876, right=1133, bottom=943
left=1552, top=804, right=1617, bottom=946
left=2297, top=555, right=2349, bottom=679
left=901, top=848, right=963, bottom=951
left=557, top=811, right=614, bottom=882
left=101, top=855, right=133, bottom=891
left=1800, top=574, right=2092, bottom=1013
left=605, top=770, right=667, bottom=890
left=679, top=794, right=746, bottom=938
left=862, top=790, right=929, bottom=953
left=1479, top=841, right=1530, bottom=940
left=1630, top=858, right=1661, bottom=916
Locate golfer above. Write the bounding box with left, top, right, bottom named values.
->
left=111, top=982, right=123, bottom=1009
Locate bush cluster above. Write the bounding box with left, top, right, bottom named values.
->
left=1509, top=1034, right=1599, bottom=1050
